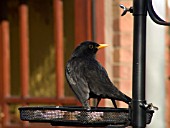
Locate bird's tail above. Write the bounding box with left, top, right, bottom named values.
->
left=111, top=92, right=132, bottom=105
left=123, top=94, right=131, bottom=104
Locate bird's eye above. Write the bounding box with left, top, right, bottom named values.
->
left=89, top=45, right=93, bottom=49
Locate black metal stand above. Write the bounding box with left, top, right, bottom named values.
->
left=132, top=0, right=147, bottom=127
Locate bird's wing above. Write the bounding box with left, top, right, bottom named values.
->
left=65, top=58, right=90, bottom=104
left=84, top=60, right=122, bottom=98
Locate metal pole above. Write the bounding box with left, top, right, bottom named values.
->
left=132, top=0, right=147, bottom=127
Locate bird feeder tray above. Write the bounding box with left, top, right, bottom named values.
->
left=18, top=106, right=154, bottom=127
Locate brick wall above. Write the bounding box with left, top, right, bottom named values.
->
left=112, top=0, right=133, bottom=107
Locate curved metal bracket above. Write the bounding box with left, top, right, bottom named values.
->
left=147, top=0, right=170, bottom=26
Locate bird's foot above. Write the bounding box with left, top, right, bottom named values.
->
left=111, top=99, right=117, bottom=108
left=83, top=101, right=91, bottom=110
left=84, top=106, right=91, bottom=111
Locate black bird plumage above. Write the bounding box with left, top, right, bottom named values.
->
left=65, top=41, right=131, bottom=109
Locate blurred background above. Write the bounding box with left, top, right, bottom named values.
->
left=0, top=0, right=169, bottom=127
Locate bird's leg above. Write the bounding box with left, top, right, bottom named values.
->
left=111, top=99, right=117, bottom=108
left=83, top=100, right=91, bottom=110
left=95, top=98, right=101, bottom=108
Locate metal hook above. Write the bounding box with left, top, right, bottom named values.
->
left=120, top=4, right=133, bottom=16
left=147, top=0, right=170, bottom=26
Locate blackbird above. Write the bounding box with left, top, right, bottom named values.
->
left=65, top=41, right=131, bottom=109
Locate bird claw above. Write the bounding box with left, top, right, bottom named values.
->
left=83, top=103, right=91, bottom=111
left=86, top=107, right=91, bottom=111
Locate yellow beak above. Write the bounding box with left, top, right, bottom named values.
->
left=97, top=44, right=109, bottom=49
